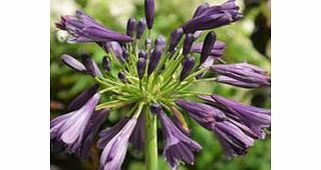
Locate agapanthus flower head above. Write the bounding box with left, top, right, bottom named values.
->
left=53, top=0, right=270, bottom=169
left=56, top=10, right=132, bottom=43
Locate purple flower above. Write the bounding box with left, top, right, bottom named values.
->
left=136, top=19, right=146, bottom=39
left=147, top=49, right=162, bottom=75
left=176, top=99, right=225, bottom=130
left=211, top=94, right=271, bottom=139
left=102, top=41, right=125, bottom=62
left=99, top=117, right=137, bottom=170
left=182, top=34, right=194, bottom=56
left=213, top=120, right=254, bottom=159
left=74, top=109, right=109, bottom=158
left=211, top=63, right=271, bottom=87
left=192, top=3, right=210, bottom=18
left=200, top=31, right=216, bottom=64
left=102, top=56, right=111, bottom=72
left=137, top=57, right=147, bottom=79
left=155, top=35, right=166, bottom=51
left=61, top=54, right=86, bottom=73
left=191, top=41, right=225, bottom=58
left=180, top=56, right=195, bottom=81
left=126, top=18, right=136, bottom=37
left=67, top=84, right=99, bottom=112
left=182, top=0, right=242, bottom=33
left=129, top=113, right=145, bottom=151
left=216, top=76, right=264, bottom=88
left=159, top=110, right=202, bottom=170
left=50, top=93, right=101, bottom=155
left=168, top=28, right=184, bottom=53
left=145, top=0, right=155, bottom=29
left=56, top=10, right=132, bottom=42
left=80, top=53, right=102, bottom=77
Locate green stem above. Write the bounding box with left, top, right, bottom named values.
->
left=144, top=106, right=158, bottom=170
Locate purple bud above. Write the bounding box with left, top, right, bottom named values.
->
left=191, top=41, right=225, bottom=58
left=150, top=103, right=162, bottom=115
left=118, top=72, right=127, bottom=83
left=145, top=0, right=155, bottom=29
left=216, top=76, right=262, bottom=88
left=80, top=53, right=102, bottom=77
left=107, top=42, right=125, bottom=63
left=126, top=18, right=136, bottom=37
left=137, top=57, right=146, bottom=79
left=183, top=34, right=194, bottom=56
left=168, top=27, right=184, bottom=53
left=210, top=63, right=271, bottom=87
left=155, top=35, right=166, bottom=51
left=182, top=1, right=242, bottom=33
left=192, top=3, right=210, bottom=18
left=61, top=54, right=86, bottom=73
left=139, top=50, right=147, bottom=59
left=67, top=84, right=99, bottom=112
left=102, top=56, right=111, bottom=72
left=180, top=56, right=195, bottom=81
left=136, top=19, right=146, bottom=39
left=56, top=10, right=133, bottom=43
left=147, top=49, right=162, bottom=75
left=200, top=31, right=216, bottom=64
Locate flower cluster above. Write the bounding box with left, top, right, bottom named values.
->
left=51, top=0, right=271, bottom=169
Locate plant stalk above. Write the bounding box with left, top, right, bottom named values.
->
left=144, top=106, right=158, bottom=170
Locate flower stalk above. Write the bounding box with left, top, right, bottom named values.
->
left=144, top=105, right=158, bottom=170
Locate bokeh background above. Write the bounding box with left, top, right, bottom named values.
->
left=50, top=0, right=271, bottom=169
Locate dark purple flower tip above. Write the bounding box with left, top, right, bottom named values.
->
left=191, top=41, right=226, bottom=58
left=136, top=19, right=146, bottom=39
left=159, top=111, right=202, bottom=170
left=80, top=53, right=102, bottom=77
left=122, top=48, right=129, bottom=61
left=210, top=63, right=271, bottom=87
left=118, top=72, right=128, bottom=83
left=193, top=3, right=210, bottom=18
left=211, top=94, right=271, bottom=139
left=145, top=0, right=155, bottom=29
left=50, top=93, right=101, bottom=153
left=75, top=109, right=109, bottom=159
left=200, top=31, right=216, bottom=64
left=56, top=10, right=133, bottom=43
left=168, top=27, right=184, bottom=53
left=137, top=57, right=146, bottom=79
left=129, top=114, right=145, bottom=151
left=67, top=84, right=100, bottom=112
left=99, top=117, right=137, bottom=170
left=126, top=17, right=137, bottom=37
left=155, top=35, right=166, bottom=51
left=216, top=76, right=262, bottom=88
left=180, top=56, right=195, bottom=81
left=138, top=50, right=147, bottom=59
left=213, top=120, right=254, bottom=159
left=150, top=103, right=162, bottom=115
left=182, top=0, right=242, bottom=33
left=183, top=34, right=194, bottom=56
left=176, top=99, right=225, bottom=130
left=147, top=49, right=162, bottom=75
left=102, top=56, right=111, bottom=72
left=61, top=54, right=87, bottom=73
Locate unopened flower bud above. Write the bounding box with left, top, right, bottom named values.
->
left=118, top=72, right=128, bottom=83
left=145, top=0, right=155, bottom=29
left=183, top=34, right=194, bottom=56
left=168, top=28, right=184, bottom=53
left=137, top=57, right=146, bottom=79
left=148, top=49, right=162, bottom=75
left=200, top=31, right=216, bottom=64
left=102, top=56, right=111, bottom=72
left=126, top=18, right=136, bottom=37
left=136, top=19, right=146, bottom=39
left=180, top=56, right=195, bottom=81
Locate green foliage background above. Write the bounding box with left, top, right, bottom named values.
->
left=50, top=0, right=271, bottom=169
